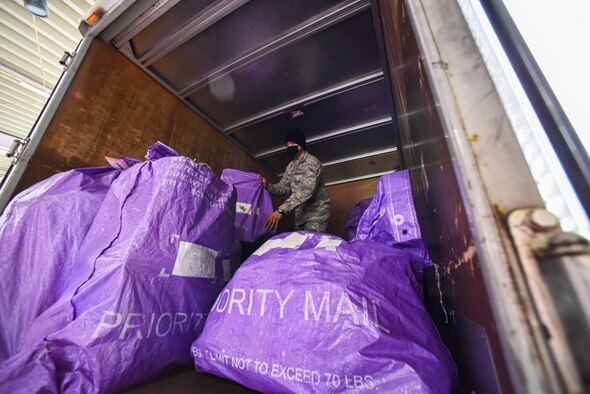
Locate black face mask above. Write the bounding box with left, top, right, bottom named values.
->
left=286, top=146, right=299, bottom=157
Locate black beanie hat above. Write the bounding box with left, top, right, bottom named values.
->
left=284, top=129, right=306, bottom=150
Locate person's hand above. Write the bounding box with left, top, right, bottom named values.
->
left=260, top=176, right=267, bottom=188
left=265, top=211, right=282, bottom=231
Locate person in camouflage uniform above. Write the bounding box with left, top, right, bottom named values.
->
left=261, top=129, right=330, bottom=233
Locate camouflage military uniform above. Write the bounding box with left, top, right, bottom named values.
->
left=267, top=151, right=330, bottom=232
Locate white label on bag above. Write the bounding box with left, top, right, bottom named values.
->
left=173, top=241, right=218, bottom=278
left=253, top=233, right=308, bottom=256
left=236, top=202, right=253, bottom=215
left=315, top=236, right=342, bottom=249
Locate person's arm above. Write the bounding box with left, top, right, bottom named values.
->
left=277, top=161, right=321, bottom=214
left=265, top=166, right=292, bottom=197
left=263, top=167, right=293, bottom=231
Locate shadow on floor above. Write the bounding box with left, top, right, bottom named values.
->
left=122, top=366, right=256, bottom=393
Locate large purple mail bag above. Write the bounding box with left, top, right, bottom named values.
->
left=0, top=167, right=119, bottom=360
left=354, top=170, right=420, bottom=245
left=192, top=232, right=457, bottom=393
left=345, top=198, right=372, bottom=240
left=221, top=169, right=273, bottom=243
left=353, top=170, right=430, bottom=278
left=0, top=157, right=237, bottom=393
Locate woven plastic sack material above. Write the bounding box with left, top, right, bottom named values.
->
left=0, top=157, right=237, bottom=393
left=345, top=198, right=372, bottom=240
left=353, top=170, right=430, bottom=278
left=0, top=167, right=119, bottom=361
left=354, top=170, right=419, bottom=245
left=145, top=140, right=180, bottom=160
left=192, top=232, right=457, bottom=393
left=221, top=169, right=273, bottom=243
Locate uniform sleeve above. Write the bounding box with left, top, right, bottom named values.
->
left=266, top=166, right=292, bottom=197
left=278, top=160, right=321, bottom=214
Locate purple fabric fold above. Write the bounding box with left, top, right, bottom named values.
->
left=221, top=169, right=273, bottom=242
left=346, top=198, right=372, bottom=240
left=353, top=170, right=430, bottom=280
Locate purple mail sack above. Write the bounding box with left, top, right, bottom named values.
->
left=0, top=156, right=237, bottom=393
left=221, top=169, right=273, bottom=243
left=354, top=170, right=420, bottom=245
left=0, top=167, right=119, bottom=360
left=345, top=198, right=372, bottom=240
left=354, top=170, right=430, bottom=279
left=192, top=232, right=457, bottom=393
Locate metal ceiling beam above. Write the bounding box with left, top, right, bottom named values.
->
left=278, top=148, right=398, bottom=177
left=322, top=147, right=397, bottom=167
left=112, top=0, right=182, bottom=48
left=178, top=0, right=371, bottom=97
left=305, top=116, right=392, bottom=144
left=97, top=0, right=164, bottom=41
left=255, top=116, right=392, bottom=158
left=325, top=170, right=395, bottom=187
left=224, top=70, right=384, bottom=133
left=139, top=0, right=250, bottom=66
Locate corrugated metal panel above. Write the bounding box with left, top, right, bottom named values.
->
left=0, top=0, right=95, bottom=181
left=0, top=155, right=12, bottom=179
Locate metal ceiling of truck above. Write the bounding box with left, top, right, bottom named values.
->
left=102, top=0, right=399, bottom=185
